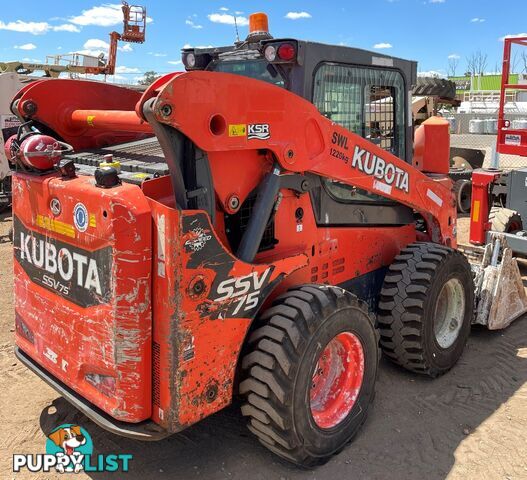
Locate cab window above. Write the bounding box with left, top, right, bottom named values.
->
left=210, top=58, right=285, bottom=87
left=313, top=63, right=406, bottom=203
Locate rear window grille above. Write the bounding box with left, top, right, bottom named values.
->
left=313, top=63, right=405, bottom=159
left=225, top=192, right=277, bottom=253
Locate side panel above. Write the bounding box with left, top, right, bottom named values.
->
left=145, top=178, right=306, bottom=432
left=257, top=189, right=416, bottom=302
left=13, top=173, right=152, bottom=422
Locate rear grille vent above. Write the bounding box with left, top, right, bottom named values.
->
left=153, top=341, right=160, bottom=406
left=224, top=192, right=277, bottom=253
left=332, top=257, right=345, bottom=275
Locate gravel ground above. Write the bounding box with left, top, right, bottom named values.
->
left=1, top=213, right=526, bottom=479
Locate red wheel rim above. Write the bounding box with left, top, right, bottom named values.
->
left=309, top=332, right=364, bottom=428
left=310, top=332, right=365, bottom=429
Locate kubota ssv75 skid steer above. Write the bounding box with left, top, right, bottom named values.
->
left=8, top=12, right=523, bottom=467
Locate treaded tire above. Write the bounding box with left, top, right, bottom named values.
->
left=489, top=207, right=522, bottom=233
left=448, top=168, right=472, bottom=182
left=453, top=179, right=472, bottom=214
left=377, top=242, right=474, bottom=377
left=239, top=284, right=379, bottom=467
left=412, top=77, right=456, bottom=100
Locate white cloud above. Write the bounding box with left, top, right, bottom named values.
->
left=167, top=60, right=182, bottom=65
left=429, top=0, right=445, bottom=3
left=70, top=4, right=152, bottom=27
left=219, top=6, right=229, bottom=11
left=84, top=38, right=109, bottom=50
left=21, top=57, right=41, bottom=62
left=70, top=5, right=123, bottom=26
left=207, top=13, right=249, bottom=26
left=114, top=65, right=140, bottom=73
left=0, top=20, right=50, bottom=35
left=80, top=39, right=132, bottom=55
left=418, top=70, right=446, bottom=78
left=500, top=33, right=527, bottom=41
left=148, top=52, right=167, bottom=57
left=373, top=42, right=393, bottom=49
left=285, top=11, right=312, bottom=20
left=14, top=43, right=37, bottom=50
left=448, top=53, right=460, bottom=59
left=78, top=38, right=133, bottom=56
left=186, top=19, right=203, bottom=29
left=182, top=43, right=213, bottom=49
left=470, top=17, right=485, bottom=23
left=53, top=23, right=81, bottom=32
left=0, top=19, right=80, bottom=35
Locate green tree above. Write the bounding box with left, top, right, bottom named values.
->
left=138, top=71, right=161, bottom=85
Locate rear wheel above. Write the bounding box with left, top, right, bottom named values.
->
left=453, top=179, right=472, bottom=214
left=412, top=77, right=456, bottom=100
left=489, top=207, right=522, bottom=233
left=239, top=285, right=379, bottom=467
left=377, top=243, right=474, bottom=377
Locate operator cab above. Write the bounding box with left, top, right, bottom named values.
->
left=182, top=13, right=416, bottom=166
left=182, top=12, right=417, bottom=238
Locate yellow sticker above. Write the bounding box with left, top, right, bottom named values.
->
left=89, top=213, right=97, bottom=228
left=228, top=124, right=247, bottom=137
left=36, top=215, right=75, bottom=238
left=472, top=200, right=480, bottom=223
left=87, top=115, right=96, bottom=127
left=132, top=172, right=149, bottom=178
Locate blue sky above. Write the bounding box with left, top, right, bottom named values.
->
left=1, top=0, right=526, bottom=83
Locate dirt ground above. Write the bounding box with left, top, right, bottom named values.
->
left=1, top=213, right=526, bottom=480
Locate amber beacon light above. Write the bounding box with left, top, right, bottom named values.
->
left=248, top=12, right=269, bottom=36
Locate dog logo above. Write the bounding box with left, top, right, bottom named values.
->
left=45, top=424, right=93, bottom=473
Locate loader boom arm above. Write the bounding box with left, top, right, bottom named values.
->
left=12, top=71, right=456, bottom=246
left=140, top=71, right=456, bottom=246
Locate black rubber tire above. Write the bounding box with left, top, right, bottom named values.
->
left=412, top=77, right=456, bottom=100
left=453, top=179, right=472, bottom=214
left=489, top=207, right=523, bottom=233
left=448, top=168, right=473, bottom=183
left=239, top=284, right=379, bottom=467
left=377, top=242, right=474, bottom=377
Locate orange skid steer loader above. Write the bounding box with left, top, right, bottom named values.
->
left=8, top=13, right=526, bottom=467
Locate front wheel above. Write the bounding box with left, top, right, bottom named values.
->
left=239, top=285, right=379, bottom=467
left=453, top=179, right=472, bottom=214
left=489, top=207, right=522, bottom=233
left=378, top=242, right=474, bottom=377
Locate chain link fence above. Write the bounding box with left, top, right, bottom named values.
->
left=448, top=113, right=527, bottom=170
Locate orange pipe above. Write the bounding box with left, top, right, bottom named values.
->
left=70, top=109, right=153, bottom=133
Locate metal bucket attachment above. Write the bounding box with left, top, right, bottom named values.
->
left=470, top=235, right=527, bottom=329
